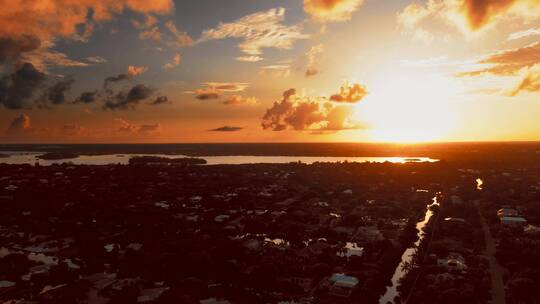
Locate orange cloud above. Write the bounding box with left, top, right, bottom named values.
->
left=6, top=113, right=31, bottom=135
left=509, top=66, right=540, bottom=96
left=460, top=42, right=540, bottom=76
left=163, top=52, right=181, bottom=69
left=0, top=0, right=173, bottom=70
left=201, top=82, right=249, bottom=92
left=115, top=118, right=162, bottom=136
left=261, top=85, right=367, bottom=132
left=128, top=65, right=148, bottom=76
left=223, top=95, right=259, bottom=106
left=304, top=0, right=364, bottom=22
left=0, top=0, right=173, bottom=42
left=461, top=0, right=516, bottom=30
left=398, top=0, right=540, bottom=37
left=330, top=82, right=368, bottom=103
left=164, top=21, right=193, bottom=47
left=139, top=26, right=163, bottom=41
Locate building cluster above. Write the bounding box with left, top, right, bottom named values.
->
left=3, top=159, right=539, bottom=303
left=0, top=161, right=450, bottom=303
left=477, top=167, right=540, bottom=304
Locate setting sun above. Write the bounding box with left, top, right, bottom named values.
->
left=355, top=68, right=459, bottom=142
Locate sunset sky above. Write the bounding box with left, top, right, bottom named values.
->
left=2, top=0, right=540, bottom=143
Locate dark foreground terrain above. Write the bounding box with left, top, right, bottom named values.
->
left=0, top=158, right=539, bottom=304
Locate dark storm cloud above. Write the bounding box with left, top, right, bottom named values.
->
left=103, top=84, right=156, bottom=110
left=104, top=65, right=147, bottom=88
left=0, top=35, right=41, bottom=64
left=6, top=113, right=31, bottom=135
left=104, top=74, right=131, bottom=86
left=74, top=91, right=99, bottom=104
left=45, top=78, right=74, bottom=104
left=150, top=95, right=169, bottom=105
left=209, top=126, right=244, bottom=132
left=0, top=62, right=47, bottom=109
left=196, top=91, right=220, bottom=100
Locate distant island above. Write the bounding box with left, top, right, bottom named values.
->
left=0, top=153, right=10, bottom=158
left=404, top=158, right=422, bottom=162
left=129, top=156, right=207, bottom=166
left=37, top=152, right=80, bottom=160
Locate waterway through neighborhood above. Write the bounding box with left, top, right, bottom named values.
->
left=379, top=196, right=440, bottom=304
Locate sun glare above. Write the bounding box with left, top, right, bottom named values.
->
left=354, top=68, right=460, bottom=143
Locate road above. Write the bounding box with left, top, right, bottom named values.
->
left=479, top=211, right=506, bottom=304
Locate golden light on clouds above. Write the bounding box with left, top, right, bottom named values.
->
left=304, top=0, right=364, bottom=22
left=4, top=1, right=540, bottom=143
left=0, top=0, right=173, bottom=40
left=398, top=0, right=540, bottom=39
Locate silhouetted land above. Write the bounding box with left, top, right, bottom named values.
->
left=128, top=156, right=207, bottom=165
left=0, top=149, right=539, bottom=303
left=0, top=153, right=9, bottom=158
left=37, top=152, right=80, bottom=160
left=3, top=142, right=540, bottom=166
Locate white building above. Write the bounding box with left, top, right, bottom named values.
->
left=327, top=273, right=359, bottom=297
left=500, top=216, right=527, bottom=228
left=337, top=242, right=364, bottom=259
left=497, top=208, right=519, bottom=218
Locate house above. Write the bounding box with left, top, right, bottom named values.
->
left=327, top=273, right=359, bottom=297
left=524, top=224, right=540, bottom=236
left=497, top=208, right=519, bottom=218
left=437, top=253, right=467, bottom=273
left=337, top=242, right=364, bottom=259
left=500, top=216, right=527, bottom=228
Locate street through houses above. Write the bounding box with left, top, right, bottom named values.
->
left=479, top=208, right=506, bottom=304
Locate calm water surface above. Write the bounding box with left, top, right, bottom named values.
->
left=0, top=151, right=437, bottom=166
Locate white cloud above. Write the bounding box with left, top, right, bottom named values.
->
left=198, top=8, right=308, bottom=60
